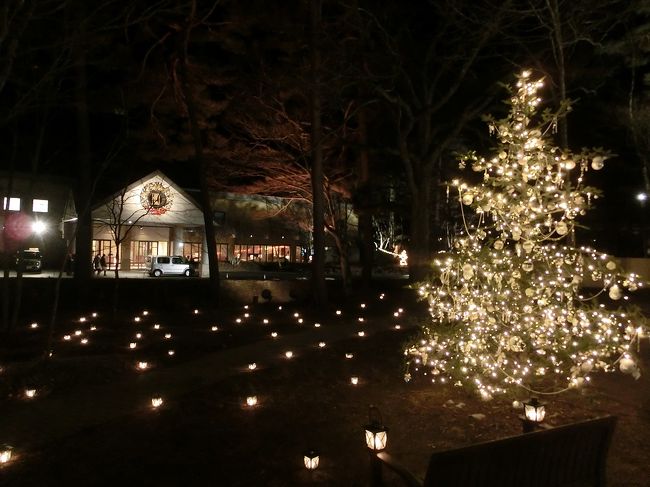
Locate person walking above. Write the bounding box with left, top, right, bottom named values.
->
left=100, top=254, right=107, bottom=276
left=93, top=254, right=101, bottom=275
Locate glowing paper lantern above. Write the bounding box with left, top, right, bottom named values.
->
left=303, top=450, right=320, bottom=470
left=0, top=446, right=13, bottom=464
left=246, top=396, right=258, bottom=407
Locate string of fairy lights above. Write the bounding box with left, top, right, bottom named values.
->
left=405, top=70, right=648, bottom=399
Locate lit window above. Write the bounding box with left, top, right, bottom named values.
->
left=2, top=197, right=20, bottom=211
left=33, top=199, right=49, bottom=213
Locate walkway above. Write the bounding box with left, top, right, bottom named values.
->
left=0, top=311, right=407, bottom=449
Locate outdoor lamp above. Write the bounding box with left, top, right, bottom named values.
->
left=364, top=406, right=388, bottom=451
left=151, top=396, right=163, bottom=408
left=24, top=388, right=36, bottom=399
left=32, top=220, right=46, bottom=234
left=246, top=396, right=258, bottom=407
left=0, top=445, right=12, bottom=464
left=524, top=397, right=546, bottom=423
left=522, top=397, right=546, bottom=432
left=303, top=450, right=320, bottom=470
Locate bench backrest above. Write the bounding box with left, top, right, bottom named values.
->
left=423, top=416, right=616, bottom=487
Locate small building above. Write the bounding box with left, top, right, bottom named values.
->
left=0, top=171, right=76, bottom=266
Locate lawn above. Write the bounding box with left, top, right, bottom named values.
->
left=0, top=284, right=648, bottom=486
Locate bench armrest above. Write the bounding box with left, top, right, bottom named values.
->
left=376, top=452, right=424, bottom=487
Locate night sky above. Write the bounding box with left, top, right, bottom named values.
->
left=1, top=0, right=648, bottom=257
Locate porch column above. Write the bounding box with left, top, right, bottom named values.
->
left=120, top=231, right=132, bottom=271
left=201, top=232, right=209, bottom=277
left=170, top=226, right=184, bottom=257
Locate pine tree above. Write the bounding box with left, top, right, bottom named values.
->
left=405, top=71, right=648, bottom=400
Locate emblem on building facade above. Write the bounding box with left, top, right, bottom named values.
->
left=140, top=181, right=173, bottom=215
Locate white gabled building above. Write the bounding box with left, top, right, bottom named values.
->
left=91, top=170, right=207, bottom=272
left=90, top=170, right=317, bottom=274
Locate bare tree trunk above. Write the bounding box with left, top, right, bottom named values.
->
left=628, top=60, right=650, bottom=193
left=72, top=2, right=93, bottom=289
left=178, top=2, right=220, bottom=306
left=1, top=134, right=16, bottom=332
left=310, top=0, right=327, bottom=305
left=357, top=107, right=374, bottom=287
left=332, top=231, right=351, bottom=291
left=408, top=163, right=433, bottom=282
left=546, top=0, right=568, bottom=149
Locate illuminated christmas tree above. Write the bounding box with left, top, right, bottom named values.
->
left=405, top=71, right=647, bottom=400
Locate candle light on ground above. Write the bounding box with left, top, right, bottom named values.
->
left=0, top=446, right=13, bottom=464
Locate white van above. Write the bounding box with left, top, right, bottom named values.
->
left=146, top=255, right=192, bottom=277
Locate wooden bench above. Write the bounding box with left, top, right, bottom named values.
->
left=375, top=416, right=617, bottom=487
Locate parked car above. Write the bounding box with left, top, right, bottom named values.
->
left=15, top=248, right=42, bottom=273
left=146, top=255, right=192, bottom=277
